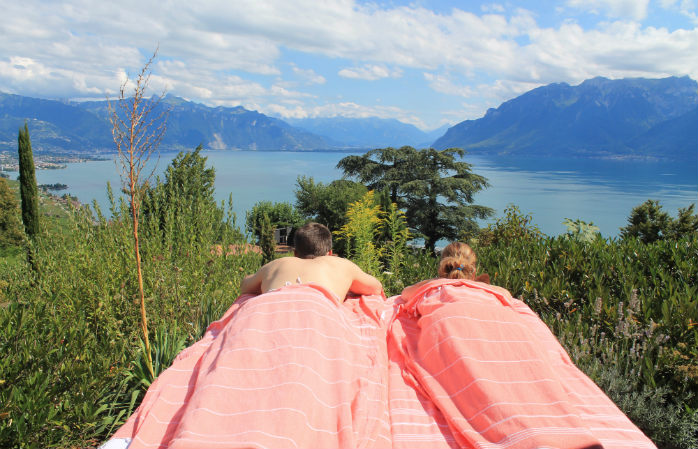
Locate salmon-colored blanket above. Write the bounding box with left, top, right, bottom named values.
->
left=102, top=280, right=656, bottom=449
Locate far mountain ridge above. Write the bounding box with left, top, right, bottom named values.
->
left=286, top=116, right=447, bottom=149
left=1, top=76, right=696, bottom=160
left=433, top=76, right=698, bottom=160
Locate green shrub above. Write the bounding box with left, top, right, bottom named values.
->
left=475, top=233, right=698, bottom=447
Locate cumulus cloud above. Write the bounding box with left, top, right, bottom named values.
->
left=272, top=101, right=426, bottom=128
left=338, top=64, right=403, bottom=80
left=424, top=73, right=475, bottom=97
left=659, top=0, right=698, bottom=23
left=0, top=0, right=696, bottom=128
left=565, top=0, right=650, bottom=21
left=291, top=65, right=326, bottom=84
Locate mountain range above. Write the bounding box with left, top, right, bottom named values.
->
left=434, top=76, right=697, bottom=160
left=1, top=76, right=696, bottom=160
left=286, top=117, right=448, bottom=149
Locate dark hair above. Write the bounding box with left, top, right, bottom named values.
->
left=438, top=242, right=476, bottom=280
left=294, top=222, right=332, bottom=259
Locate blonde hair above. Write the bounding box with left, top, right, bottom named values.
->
left=438, top=242, right=477, bottom=280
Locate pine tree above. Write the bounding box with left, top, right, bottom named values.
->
left=18, top=122, right=39, bottom=239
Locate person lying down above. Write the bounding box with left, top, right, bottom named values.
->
left=100, top=222, right=392, bottom=449
left=240, top=222, right=383, bottom=301
left=100, top=233, right=657, bottom=449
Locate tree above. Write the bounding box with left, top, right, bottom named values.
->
left=620, top=200, right=671, bottom=243
left=667, top=204, right=698, bottom=239
left=245, top=201, right=304, bottom=242
left=338, top=146, right=493, bottom=252
left=17, top=122, right=39, bottom=239
left=620, top=200, right=698, bottom=243
left=0, top=178, right=24, bottom=249
left=141, top=145, right=231, bottom=250
left=109, top=50, right=168, bottom=379
left=294, top=176, right=368, bottom=232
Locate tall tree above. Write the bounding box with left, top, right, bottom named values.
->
left=17, top=122, right=39, bottom=239
left=338, top=146, right=493, bottom=252
left=141, top=145, right=228, bottom=250
left=294, top=176, right=368, bottom=232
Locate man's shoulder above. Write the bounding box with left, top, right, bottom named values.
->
left=264, top=256, right=301, bottom=269
left=315, top=255, right=359, bottom=270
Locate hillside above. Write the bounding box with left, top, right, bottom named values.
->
left=433, top=76, right=698, bottom=160
left=0, top=93, right=332, bottom=153
left=76, top=95, right=330, bottom=152
left=2, top=76, right=696, bottom=158
left=287, top=117, right=447, bottom=149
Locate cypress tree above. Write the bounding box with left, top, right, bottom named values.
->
left=18, top=122, right=39, bottom=239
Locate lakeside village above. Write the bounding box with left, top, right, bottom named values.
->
left=0, top=150, right=108, bottom=173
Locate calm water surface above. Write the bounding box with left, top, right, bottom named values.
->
left=12, top=150, right=698, bottom=238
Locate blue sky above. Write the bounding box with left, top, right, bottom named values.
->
left=0, top=0, right=696, bottom=130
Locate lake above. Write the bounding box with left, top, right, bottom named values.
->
left=8, top=150, right=698, bottom=238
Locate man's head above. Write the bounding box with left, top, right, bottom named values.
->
left=294, top=222, right=332, bottom=259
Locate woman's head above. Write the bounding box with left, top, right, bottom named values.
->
left=438, top=242, right=477, bottom=280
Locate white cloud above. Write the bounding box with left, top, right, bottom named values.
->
left=659, top=0, right=698, bottom=23
left=0, top=0, right=696, bottom=128
left=565, top=0, right=650, bottom=21
left=291, top=65, right=326, bottom=84
left=267, top=101, right=426, bottom=128
left=481, top=3, right=505, bottom=13
left=338, top=64, right=402, bottom=80
left=424, top=73, right=475, bottom=97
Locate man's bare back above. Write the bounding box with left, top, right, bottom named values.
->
left=240, top=255, right=383, bottom=301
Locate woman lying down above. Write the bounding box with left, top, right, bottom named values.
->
left=101, top=225, right=656, bottom=449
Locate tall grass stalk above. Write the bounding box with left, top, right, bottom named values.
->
left=108, top=49, right=168, bottom=379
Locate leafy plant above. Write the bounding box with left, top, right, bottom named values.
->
left=334, top=191, right=383, bottom=275
left=563, top=217, right=600, bottom=243
left=479, top=204, right=543, bottom=246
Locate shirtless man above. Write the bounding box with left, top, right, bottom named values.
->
left=240, top=222, right=383, bottom=301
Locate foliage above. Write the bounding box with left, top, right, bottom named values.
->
left=3, top=166, right=698, bottom=449
left=17, top=122, right=39, bottom=239
left=294, top=176, right=367, bottom=255
left=259, top=212, right=276, bottom=264
left=140, top=146, right=239, bottom=254
left=337, top=146, right=493, bottom=252
left=475, top=233, right=698, bottom=447
left=245, top=201, right=304, bottom=241
left=334, top=191, right=383, bottom=276
left=669, top=204, right=698, bottom=239
left=0, top=152, right=256, bottom=449
left=478, top=204, right=543, bottom=246
left=0, top=178, right=24, bottom=249
left=562, top=217, right=600, bottom=243
left=379, top=201, right=410, bottom=275
left=620, top=199, right=698, bottom=243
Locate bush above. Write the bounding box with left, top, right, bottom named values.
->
left=0, top=155, right=259, bottom=448
left=475, top=233, right=698, bottom=447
